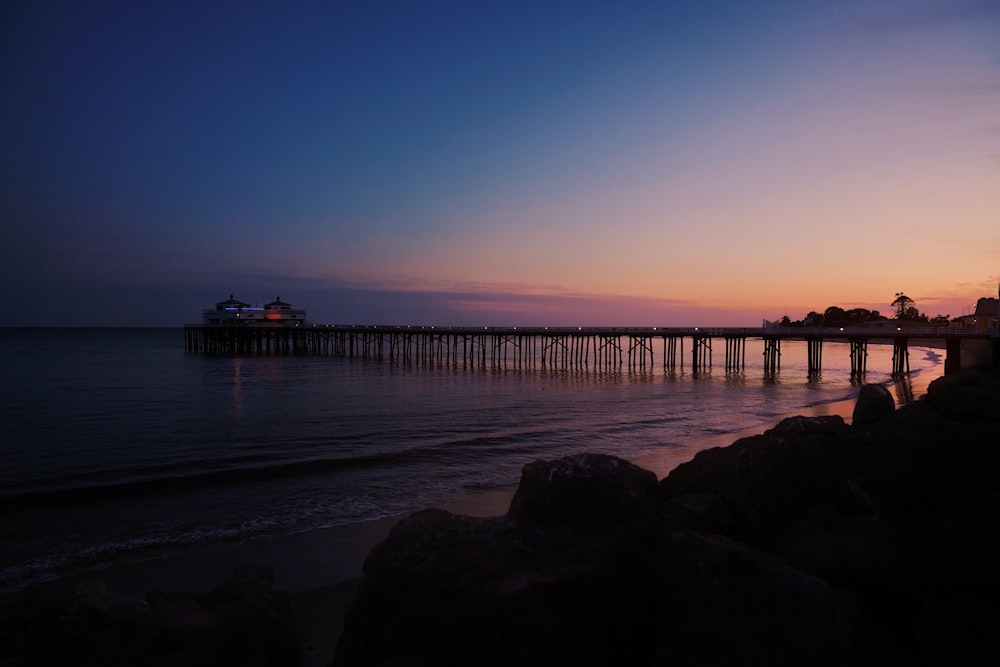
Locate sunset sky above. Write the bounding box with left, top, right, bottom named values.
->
left=3, top=0, right=998, bottom=327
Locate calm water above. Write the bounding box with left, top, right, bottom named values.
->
left=0, top=327, right=942, bottom=593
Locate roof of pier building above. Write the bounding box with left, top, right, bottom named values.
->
left=264, top=297, right=294, bottom=310
left=216, top=294, right=251, bottom=310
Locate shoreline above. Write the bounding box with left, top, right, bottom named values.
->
left=93, top=362, right=942, bottom=597
left=5, top=361, right=945, bottom=666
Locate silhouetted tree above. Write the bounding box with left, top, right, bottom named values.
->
left=900, top=306, right=929, bottom=323
left=845, top=308, right=885, bottom=324
left=824, top=306, right=847, bottom=327
left=785, top=306, right=888, bottom=328
left=891, top=293, right=914, bottom=319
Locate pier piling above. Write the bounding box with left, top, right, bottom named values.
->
left=850, top=338, right=869, bottom=376
left=184, top=324, right=987, bottom=378
left=762, top=337, right=781, bottom=374
left=724, top=336, right=746, bottom=371
left=807, top=337, right=823, bottom=376
left=692, top=336, right=712, bottom=371
left=891, top=337, right=910, bottom=375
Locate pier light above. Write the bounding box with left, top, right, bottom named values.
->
left=897, top=327, right=901, bottom=331
left=840, top=328, right=844, bottom=332
left=578, top=327, right=582, bottom=330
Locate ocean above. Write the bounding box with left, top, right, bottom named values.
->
left=0, top=327, right=943, bottom=595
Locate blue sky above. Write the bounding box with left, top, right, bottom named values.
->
left=3, top=0, right=998, bottom=326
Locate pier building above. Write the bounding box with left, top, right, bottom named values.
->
left=202, top=295, right=307, bottom=327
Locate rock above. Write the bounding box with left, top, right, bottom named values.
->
left=508, top=453, right=658, bottom=531
left=924, top=370, right=1000, bottom=422
left=852, top=384, right=895, bottom=426
left=660, top=492, right=737, bottom=534
left=0, top=567, right=300, bottom=667
left=768, top=513, right=911, bottom=594
left=772, top=414, right=849, bottom=434
left=334, top=367, right=1000, bottom=667
left=660, top=427, right=873, bottom=541
left=655, top=530, right=867, bottom=667
left=902, top=490, right=1000, bottom=665
left=336, top=508, right=656, bottom=666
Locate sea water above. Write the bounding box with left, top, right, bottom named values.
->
left=0, top=327, right=942, bottom=594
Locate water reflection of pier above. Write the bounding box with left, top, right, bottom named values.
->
left=184, top=325, right=996, bottom=377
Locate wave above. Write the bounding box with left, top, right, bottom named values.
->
left=0, top=427, right=563, bottom=510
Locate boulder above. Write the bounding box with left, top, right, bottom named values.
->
left=768, top=513, right=911, bottom=594
left=924, top=371, right=1000, bottom=422
left=336, top=508, right=656, bottom=667
left=508, top=453, right=658, bottom=531
left=660, top=425, right=873, bottom=540
left=654, top=530, right=867, bottom=667
left=852, top=384, right=895, bottom=426
left=660, top=492, right=737, bottom=534
left=771, top=414, right=849, bottom=434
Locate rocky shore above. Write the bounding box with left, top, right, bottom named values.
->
left=2, top=368, right=998, bottom=666
left=334, top=369, right=1000, bottom=666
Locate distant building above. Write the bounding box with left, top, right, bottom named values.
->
left=202, top=295, right=308, bottom=327
left=951, top=296, right=999, bottom=331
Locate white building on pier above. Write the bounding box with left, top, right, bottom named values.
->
left=202, top=295, right=308, bottom=327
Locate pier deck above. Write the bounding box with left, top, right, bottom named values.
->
left=184, top=325, right=998, bottom=377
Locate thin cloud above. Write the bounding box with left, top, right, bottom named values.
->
left=912, top=79, right=1000, bottom=97
left=861, top=0, right=1000, bottom=35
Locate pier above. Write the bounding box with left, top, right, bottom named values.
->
left=184, top=325, right=998, bottom=377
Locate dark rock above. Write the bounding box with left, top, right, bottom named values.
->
left=0, top=567, right=300, bottom=667
left=896, top=490, right=1000, bottom=590
left=336, top=508, right=656, bottom=667
left=334, top=368, right=1000, bottom=666
left=655, top=530, right=867, bottom=667
left=768, top=513, right=910, bottom=593
left=853, top=384, right=895, bottom=426
left=508, top=452, right=658, bottom=531
left=924, top=370, right=1000, bottom=422
left=660, top=426, right=874, bottom=540
left=772, top=414, right=849, bottom=434
left=660, top=492, right=737, bottom=534
left=900, top=491, right=1000, bottom=665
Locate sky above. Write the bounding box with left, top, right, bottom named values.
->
left=2, top=0, right=998, bottom=327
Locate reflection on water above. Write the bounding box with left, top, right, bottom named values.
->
left=230, top=357, right=245, bottom=416
left=891, top=375, right=915, bottom=404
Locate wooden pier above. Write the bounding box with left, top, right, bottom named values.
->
left=185, top=324, right=997, bottom=377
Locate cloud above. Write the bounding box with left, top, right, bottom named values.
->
left=861, top=0, right=1000, bottom=35
left=912, top=79, right=1000, bottom=97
